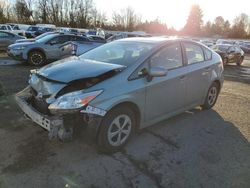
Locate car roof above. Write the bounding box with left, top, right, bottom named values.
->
left=118, top=37, right=182, bottom=44
left=215, top=44, right=233, bottom=47
left=118, top=37, right=203, bottom=46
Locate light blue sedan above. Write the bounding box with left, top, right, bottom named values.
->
left=16, top=37, right=224, bottom=152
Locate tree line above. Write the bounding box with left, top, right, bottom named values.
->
left=0, top=0, right=249, bottom=38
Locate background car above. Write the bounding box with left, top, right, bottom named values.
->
left=63, top=38, right=105, bottom=56
left=238, top=42, right=250, bottom=54
left=34, top=27, right=56, bottom=37
left=87, top=35, right=107, bottom=43
left=212, top=44, right=244, bottom=66
left=7, top=33, right=101, bottom=65
left=25, top=26, right=40, bottom=38
left=15, top=31, right=59, bottom=43
left=0, top=31, right=25, bottom=51
left=200, top=39, right=214, bottom=47
left=0, top=24, right=25, bottom=36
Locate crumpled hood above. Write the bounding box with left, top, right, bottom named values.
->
left=37, top=57, right=126, bottom=83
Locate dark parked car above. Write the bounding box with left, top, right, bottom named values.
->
left=25, top=26, right=40, bottom=38
left=239, top=43, right=250, bottom=54
left=0, top=31, right=25, bottom=51
left=15, top=38, right=224, bottom=152
left=87, top=35, right=106, bottom=43
left=34, top=27, right=56, bottom=37
left=212, top=44, right=244, bottom=66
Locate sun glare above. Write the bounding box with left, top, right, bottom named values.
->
left=95, top=0, right=249, bottom=30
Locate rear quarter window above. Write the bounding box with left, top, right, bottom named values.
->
left=183, top=42, right=205, bottom=64
left=203, top=47, right=212, bottom=60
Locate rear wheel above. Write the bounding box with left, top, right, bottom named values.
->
left=236, top=57, right=244, bottom=66
left=28, top=51, right=46, bottom=66
left=201, top=82, right=220, bottom=110
left=223, top=57, right=228, bottom=66
left=97, top=106, right=135, bottom=153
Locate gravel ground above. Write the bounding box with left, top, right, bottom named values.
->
left=0, top=56, right=249, bottom=188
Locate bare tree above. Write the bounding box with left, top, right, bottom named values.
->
left=230, top=13, right=249, bottom=38
left=112, top=7, right=141, bottom=31
left=182, top=4, right=203, bottom=36
left=37, top=0, right=49, bottom=23
left=15, top=0, right=33, bottom=23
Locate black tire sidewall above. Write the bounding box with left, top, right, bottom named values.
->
left=236, top=57, right=243, bottom=66
left=223, top=57, right=228, bottom=66
left=97, top=106, right=136, bottom=153
left=202, top=82, right=219, bottom=110
left=28, top=51, right=45, bottom=66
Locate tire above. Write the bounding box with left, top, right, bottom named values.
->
left=97, top=106, right=136, bottom=153
left=28, top=50, right=46, bottom=66
left=223, top=57, right=228, bottom=66
left=236, top=57, right=244, bottom=66
left=201, top=82, right=220, bottom=110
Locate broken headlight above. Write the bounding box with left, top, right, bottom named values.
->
left=48, top=90, right=103, bottom=114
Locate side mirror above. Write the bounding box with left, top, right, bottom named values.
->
left=148, top=67, right=167, bottom=77
left=139, top=67, right=167, bottom=82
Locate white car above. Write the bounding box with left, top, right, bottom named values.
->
left=0, top=24, right=25, bottom=36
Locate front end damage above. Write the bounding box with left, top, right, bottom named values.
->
left=16, top=86, right=106, bottom=141
left=15, top=59, right=125, bottom=142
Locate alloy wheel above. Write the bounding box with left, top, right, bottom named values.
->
left=107, top=114, right=132, bottom=147
left=207, top=86, right=217, bottom=106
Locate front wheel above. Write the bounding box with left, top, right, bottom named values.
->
left=97, top=106, right=136, bottom=153
left=223, top=57, right=228, bottom=66
left=201, top=82, right=220, bottom=110
left=236, top=57, right=244, bottom=66
left=28, top=51, right=46, bottom=66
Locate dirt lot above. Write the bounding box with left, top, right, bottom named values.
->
left=0, top=54, right=249, bottom=188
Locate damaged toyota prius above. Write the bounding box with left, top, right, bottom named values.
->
left=16, top=37, right=224, bottom=152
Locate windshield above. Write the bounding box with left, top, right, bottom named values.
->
left=36, top=34, right=58, bottom=43
left=79, top=41, right=155, bottom=66
left=35, top=32, right=53, bottom=40
left=27, top=27, right=38, bottom=31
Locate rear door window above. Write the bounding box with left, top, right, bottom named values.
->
left=150, top=42, right=183, bottom=70
left=50, top=35, right=70, bottom=44
left=0, top=32, right=10, bottom=38
left=183, top=42, right=205, bottom=64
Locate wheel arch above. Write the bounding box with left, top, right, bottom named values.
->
left=213, top=79, right=221, bottom=91
left=107, top=101, right=141, bottom=130
left=27, top=48, right=47, bottom=59
left=95, top=101, right=142, bottom=139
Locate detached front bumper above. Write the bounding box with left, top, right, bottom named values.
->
left=15, top=87, right=105, bottom=142
left=15, top=87, right=65, bottom=140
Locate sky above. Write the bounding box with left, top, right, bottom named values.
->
left=94, top=0, right=250, bottom=30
